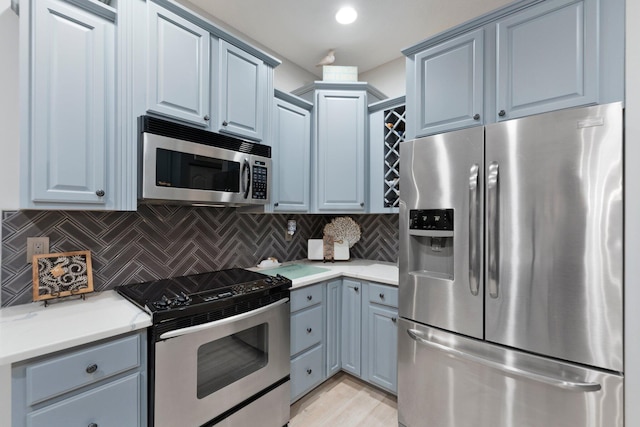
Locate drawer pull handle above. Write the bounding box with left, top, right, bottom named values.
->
left=86, top=364, right=98, bottom=374
left=88, top=423, right=98, bottom=427
left=307, top=295, right=313, bottom=301
left=307, top=368, right=312, bottom=375
left=307, top=327, right=312, bottom=333
left=379, top=293, right=385, bottom=299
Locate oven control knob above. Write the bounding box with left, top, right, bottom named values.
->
left=265, top=277, right=273, bottom=284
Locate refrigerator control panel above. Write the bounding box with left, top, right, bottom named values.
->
left=409, top=209, right=454, bottom=231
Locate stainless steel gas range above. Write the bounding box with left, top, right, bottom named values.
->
left=117, top=269, right=292, bottom=427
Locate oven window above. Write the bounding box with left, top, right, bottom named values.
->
left=156, top=148, right=241, bottom=192
left=196, top=323, right=269, bottom=399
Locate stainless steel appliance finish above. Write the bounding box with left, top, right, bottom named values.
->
left=398, top=102, right=624, bottom=427
left=398, top=319, right=623, bottom=427
left=116, top=268, right=292, bottom=427
left=399, top=126, right=484, bottom=339
left=139, top=115, right=271, bottom=207
left=154, top=299, right=290, bottom=427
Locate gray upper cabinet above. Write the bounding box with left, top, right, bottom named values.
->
left=147, top=1, right=211, bottom=127
left=413, top=29, right=484, bottom=137
left=316, top=90, right=367, bottom=212
left=21, top=0, right=116, bottom=209
left=368, top=97, right=405, bottom=214
left=272, top=91, right=312, bottom=212
left=403, top=0, right=624, bottom=137
left=216, top=40, right=266, bottom=141
left=495, top=0, right=597, bottom=120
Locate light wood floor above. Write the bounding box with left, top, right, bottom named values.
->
left=290, top=372, right=398, bottom=427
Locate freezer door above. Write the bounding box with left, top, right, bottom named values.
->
left=397, top=319, right=623, bottom=427
left=484, top=102, right=623, bottom=372
left=399, top=126, right=484, bottom=338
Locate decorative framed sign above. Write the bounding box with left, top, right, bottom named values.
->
left=32, top=250, right=94, bottom=302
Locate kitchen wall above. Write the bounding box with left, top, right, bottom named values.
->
left=1, top=207, right=398, bottom=307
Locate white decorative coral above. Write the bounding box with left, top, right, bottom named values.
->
left=323, top=217, right=361, bottom=248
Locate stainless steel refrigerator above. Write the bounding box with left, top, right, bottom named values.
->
left=398, top=102, right=624, bottom=427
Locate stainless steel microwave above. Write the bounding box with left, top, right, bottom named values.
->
left=139, top=116, right=271, bottom=207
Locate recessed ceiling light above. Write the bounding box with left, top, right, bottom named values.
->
left=336, top=6, right=357, bottom=25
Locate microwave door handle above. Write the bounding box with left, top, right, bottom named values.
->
left=159, top=298, right=290, bottom=340
left=242, top=159, right=251, bottom=199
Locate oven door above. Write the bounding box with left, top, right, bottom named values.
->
left=153, top=299, right=290, bottom=427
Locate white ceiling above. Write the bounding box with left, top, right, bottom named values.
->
left=186, top=0, right=513, bottom=77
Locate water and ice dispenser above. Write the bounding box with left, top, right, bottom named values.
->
left=407, top=209, right=454, bottom=280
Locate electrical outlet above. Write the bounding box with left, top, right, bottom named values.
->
left=26, top=237, right=50, bottom=263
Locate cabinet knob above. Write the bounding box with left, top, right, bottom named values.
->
left=306, top=327, right=312, bottom=333
left=306, top=368, right=313, bottom=375
left=354, top=287, right=359, bottom=292
left=95, top=190, right=105, bottom=197
left=360, top=202, right=365, bottom=207
left=88, top=424, right=98, bottom=427
left=379, top=293, right=385, bottom=299
left=473, top=113, right=480, bottom=120
left=392, top=317, right=397, bottom=323
left=274, top=202, right=279, bottom=207
left=86, top=364, right=98, bottom=374
left=222, top=120, right=229, bottom=126
left=204, top=115, right=210, bottom=121
left=307, top=295, right=313, bottom=301
left=498, top=110, right=506, bottom=117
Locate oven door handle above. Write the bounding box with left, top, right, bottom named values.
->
left=159, top=298, right=289, bottom=340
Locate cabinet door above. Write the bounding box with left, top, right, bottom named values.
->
left=26, top=374, right=140, bottom=427
left=273, top=97, right=310, bottom=212
left=326, top=279, right=342, bottom=377
left=495, top=0, right=597, bottom=120
left=218, top=40, right=265, bottom=141
left=414, top=28, right=484, bottom=136
left=316, top=91, right=366, bottom=212
left=30, top=0, right=114, bottom=206
left=341, top=279, right=361, bottom=376
left=147, top=2, right=210, bottom=126
left=366, top=304, right=398, bottom=393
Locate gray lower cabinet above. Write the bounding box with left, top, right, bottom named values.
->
left=21, top=0, right=117, bottom=209
left=363, top=284, right=398, bottom=394
left=290, top=279, right=398, bottom=402
left=325, top=279, right=342, bottom=377
left=341, top=279, right=362, bottom=376
left=12, top=331, right=147, bottom=427
left=290, top=283, right=325, bottom=402
left=272, top=91, right=312, bottom=212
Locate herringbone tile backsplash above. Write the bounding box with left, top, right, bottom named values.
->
left=1, top=206, right=398, bottom=307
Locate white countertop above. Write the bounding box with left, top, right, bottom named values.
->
left=0, top=290, right=151, bottom=366
left=255, top=259, right=399, bottom=289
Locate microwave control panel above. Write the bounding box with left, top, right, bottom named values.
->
left=252, top=162, right=268, bottom=199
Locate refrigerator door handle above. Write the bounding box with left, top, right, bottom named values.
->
left=487, top=162, right=500, bottom=298
left=406, top=329, right=602, bottom=392
left=469, top=164, right=480, bottom=296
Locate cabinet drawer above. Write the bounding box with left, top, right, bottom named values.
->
left=290, top=345, right=323, bottom=401
left=26, top=334, right=140, bottom=405
left=291, top=305, right=323, bottom=355
left=27, top=373, right=140, bottom=427
left=290, top=284, right=323, bottom=312
left=368, top=283, right=398, bottom=308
